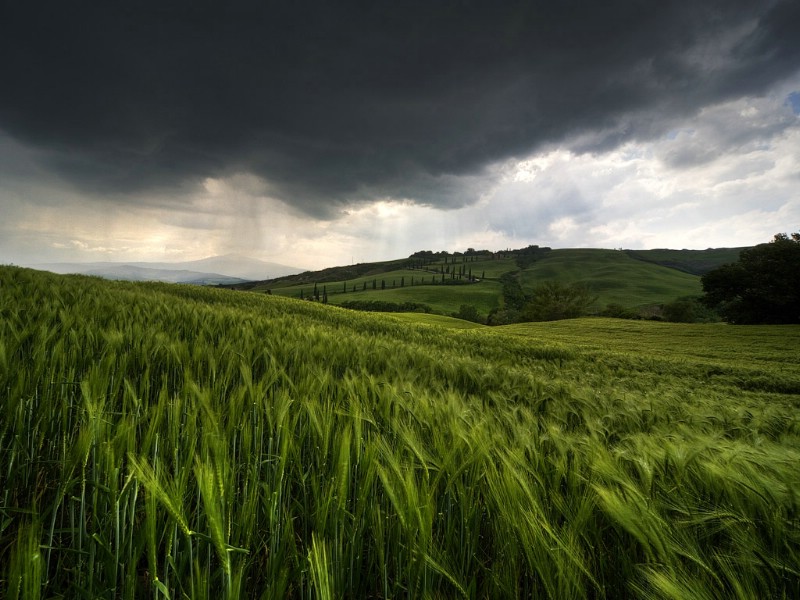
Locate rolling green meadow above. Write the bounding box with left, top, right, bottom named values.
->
left=516, top=250, right=702, bottom=310
left=2, top=265, right=799, bottom=599
left=247, top=249, right=712, bottom=320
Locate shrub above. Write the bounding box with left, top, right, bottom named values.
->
left=451, top=304, right=484, bottom=323
left=663, top=297, right=720, bottom=323
left=487, top=307, right=523, bottom=325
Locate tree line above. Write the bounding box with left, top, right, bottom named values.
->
left=701, top=232, right=800, bottom=324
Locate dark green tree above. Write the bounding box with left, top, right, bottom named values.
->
left=515, top=245, right=551, bottom=269
left=702, top=232, right=800, bottom=324
left=523, top=281, right=596, bottom=321
left=486, top=307, right=522, bottom=325
left=499, top=272, right=527, bottom=310
left=451, top=304, right=483, bottom=323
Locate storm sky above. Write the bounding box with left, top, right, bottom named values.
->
left=2, top=0, right=799, bottom=269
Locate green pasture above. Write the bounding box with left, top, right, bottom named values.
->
left=519, top=249, right=703, bottom=308
left=268, top=269, right=440, bottom=296
left=240, top=250, right=719, bottom=319
left=2, top=266, right=799, bottom=599
left=501, top=318, right=800, bottom=388
left=264, top=270, right=503, bottom=319
left=329, top=281, right=503, bottom=317
left=384, top=313, right=487, bottom=330
left=625, top=247, right=745, bottom=275
left=423, top=256, right=519, bottom=280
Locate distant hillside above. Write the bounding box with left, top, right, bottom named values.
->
left=29, top=262, right=247, bottom=285
left=228, top=257, right=414, bottom=290
left=232, top=246, right=730, bottom=321
left=625, top=247, right=746, bottom=275
left=140, top=254, right=304, bottom=281
left=28, top=254, right=303, bottom=284
left=519, top=249, right=703, bottom=309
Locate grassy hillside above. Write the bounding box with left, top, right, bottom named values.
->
left=625, top=247, right=746, bottom=275
left=500, top=318, right=799, bottom=376
left=385, top=312, right=488, bottom=330
left=518, top=249, right=703, bottom=309
left=241, top=250, right=708, bottom=319
left=261, top=258, right=513, bottom=319
left=2, top=266, right=799, bottom=598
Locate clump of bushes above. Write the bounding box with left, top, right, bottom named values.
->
left=523, top=281, right=597, bottom=322
left=600, top=303, right=640, bottom=320
left=662, top=296, right=720, bottom=323
left=450, top=304, right=485, bottom=323
left=487, top=307, right=523, bottom=325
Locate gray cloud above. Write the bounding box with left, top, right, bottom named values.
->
left=486, top=176, right=595, bottom=240
left=1, top=0, right=799, bottom=217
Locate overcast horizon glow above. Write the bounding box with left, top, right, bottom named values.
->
left=1, top=2, right=798, bottom=271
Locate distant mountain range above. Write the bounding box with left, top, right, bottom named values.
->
left=27, top=254, right=304, bottom=285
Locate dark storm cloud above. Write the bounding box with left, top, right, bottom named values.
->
left=1, top=0, right=799, bottom=215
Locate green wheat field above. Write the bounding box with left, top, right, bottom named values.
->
left=2, top=265, right=799, bottom=599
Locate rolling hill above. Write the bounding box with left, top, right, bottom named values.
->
left=624, top=247, right=745, bottom=275
left=232, top=246, right=743, bottom=320
left=517, top=249, right=703, bottom=309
